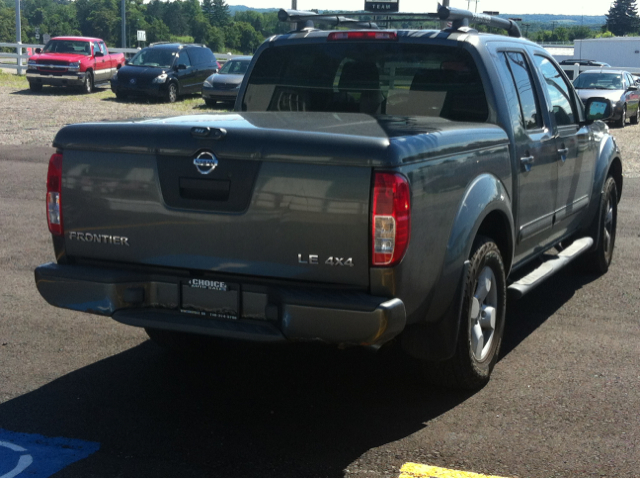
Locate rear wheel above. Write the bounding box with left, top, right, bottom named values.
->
left=205, top=98, right=217, bottom=107
left=115, top=92, right=128, bottom=101
left=29, top=82, right=42, bottom=92
left=81, top=72, right=93, bottom=94
left=631, top=109, right=639, bottom=125
left=165, top=82, right=178, bottom=103
left=424, top=236, right=506, bottom=390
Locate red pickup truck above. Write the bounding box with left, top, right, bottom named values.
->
left=26, top=36, right=125, bottom=93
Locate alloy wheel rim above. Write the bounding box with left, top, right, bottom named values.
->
left=470, top=265, right=498, bottom=362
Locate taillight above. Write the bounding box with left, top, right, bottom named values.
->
left=46, top=152, right=63, bottom=236
left=328, top=31, right=398, bottom=41
left=371, top=172, right=410, bottom=266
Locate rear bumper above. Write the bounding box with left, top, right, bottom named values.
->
left=35, top=262, right=406, bottom=347
left=27, top=70, right=85, bottom=86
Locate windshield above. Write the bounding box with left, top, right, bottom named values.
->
left=574, top=73, right=624, bottom=90
left=129, top=48, right=176, bottom=68
left=43, top=40, right=91, bottom=56
left=242, top=42, right=488, bottom=121
left=219, top=59, right=250, bottom=75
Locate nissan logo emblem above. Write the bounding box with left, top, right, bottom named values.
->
left=193, top=151, right=218, bottom=175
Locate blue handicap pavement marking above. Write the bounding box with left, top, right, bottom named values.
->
left=0, top=429, right=100, bottom=478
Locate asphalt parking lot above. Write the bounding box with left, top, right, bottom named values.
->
left=1, top=75, right=639, bottom=478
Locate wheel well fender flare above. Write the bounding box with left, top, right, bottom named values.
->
left=401, top=174, right=514, bottom=362
left=593, top=134, right=623, bottom=200
left=445, top=173, right=515, bottom=277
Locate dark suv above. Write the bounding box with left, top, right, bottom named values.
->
left=110, top=43, right=219, bottom=102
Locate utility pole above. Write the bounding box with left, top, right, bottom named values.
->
left=15, top=0, right=22, bottom=75
left=121, top=0, right=126, bottom=48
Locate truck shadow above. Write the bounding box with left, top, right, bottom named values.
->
left=0, top=268, right=596, bottom=477
left=0, top=339, right=472, bottom=477
left=501, top=266, right=598, bottom=358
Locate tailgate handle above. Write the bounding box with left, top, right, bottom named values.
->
left=179, top=177, right=230, bottom=201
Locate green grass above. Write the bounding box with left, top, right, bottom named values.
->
left=0, top=70, right=29, bottom=88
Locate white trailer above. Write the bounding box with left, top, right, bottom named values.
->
left=574, top=37, right=640, bottom=69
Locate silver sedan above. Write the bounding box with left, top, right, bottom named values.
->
left=202, top=56, right=252, bottom=107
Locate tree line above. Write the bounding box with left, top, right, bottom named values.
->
left=0, top=0, right=638, bottom=54
left=0, top=0, right=289, bottom=53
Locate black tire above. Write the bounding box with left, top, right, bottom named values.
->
left=165, top=82, right=178, bottom=103
left=145, top=327, right=214, bottom=353
left=424, top=236, right=507, bottom=390
left=205, top=98, right=217, bottom=107
left=81, top=72, right=93, bottom=94
left=631, top=110, right=639, bottom=125
left=29, top=82, right=42, bottom=92
left=582, top=176, right=618, bottom=275
left=115, top=92, right=128, bottom=101
left=615, top=106, right=626, bottom=128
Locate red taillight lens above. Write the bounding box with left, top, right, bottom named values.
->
left=371, top=172, right=410, bottom=266
left=46, top=152, right=63, bottom=236
left=328, top=31, right=398, bottom=41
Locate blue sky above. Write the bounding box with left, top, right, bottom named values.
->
left=227, top=0, right=612, bottom=16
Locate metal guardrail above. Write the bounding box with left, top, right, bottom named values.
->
left=0, top=42, right=233, bottom=75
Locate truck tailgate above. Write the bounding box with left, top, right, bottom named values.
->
left=61, top=148, right=371, bottom=287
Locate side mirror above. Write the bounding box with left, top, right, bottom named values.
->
left=125, top=59, right=130, bottom=65
left=628, top=85, right=638, bottom=91
left=94, top=51, right=104, bottom=57
left=585, top=98, right=613, bottom=122
left=177, top=64, right=187, bottom=70
left=35, top=48, right=41, bottom=54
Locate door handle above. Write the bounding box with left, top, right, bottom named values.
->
left=558, top=147, right=569, bottom=162
left=520, top=155, right=534, bottom=172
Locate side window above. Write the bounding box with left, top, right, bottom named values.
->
left=186, top=48, right=200, bottom=64
left=177, top=50, right=192, bottom=67
left=626, top=73, right=634, bottom=89
left=92, top=42, right=100, bottom=55
left=499, top=52, right=542, bottom=130
left=534, top=55, right=576, bottom=126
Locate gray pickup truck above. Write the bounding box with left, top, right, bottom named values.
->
left=35, top=6, right=622, bottom=389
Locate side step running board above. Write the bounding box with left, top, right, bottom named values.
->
left=507, top=237, right=593, bottom=300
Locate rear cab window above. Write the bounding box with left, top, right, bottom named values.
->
left=242, top=42, right=488, bottom=121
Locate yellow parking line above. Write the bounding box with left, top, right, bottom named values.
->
left=399, top=462, right=505, bottom=478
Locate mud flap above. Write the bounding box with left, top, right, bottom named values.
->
left=400, top=260, right=470, bottom=362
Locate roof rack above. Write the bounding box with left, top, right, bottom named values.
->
left=278, top=3, right=521, bottom=38
left=277, top=9, right=383, bottom=30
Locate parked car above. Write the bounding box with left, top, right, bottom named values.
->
left=202, top=56, right=252, bottom=107
left=26, top=36, right=125, bottom=93
left=110, top=43, right=219, bottom=102
left=573, top=69, right=639, bottom=127
left=560, top=59, right=611, bottom=67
